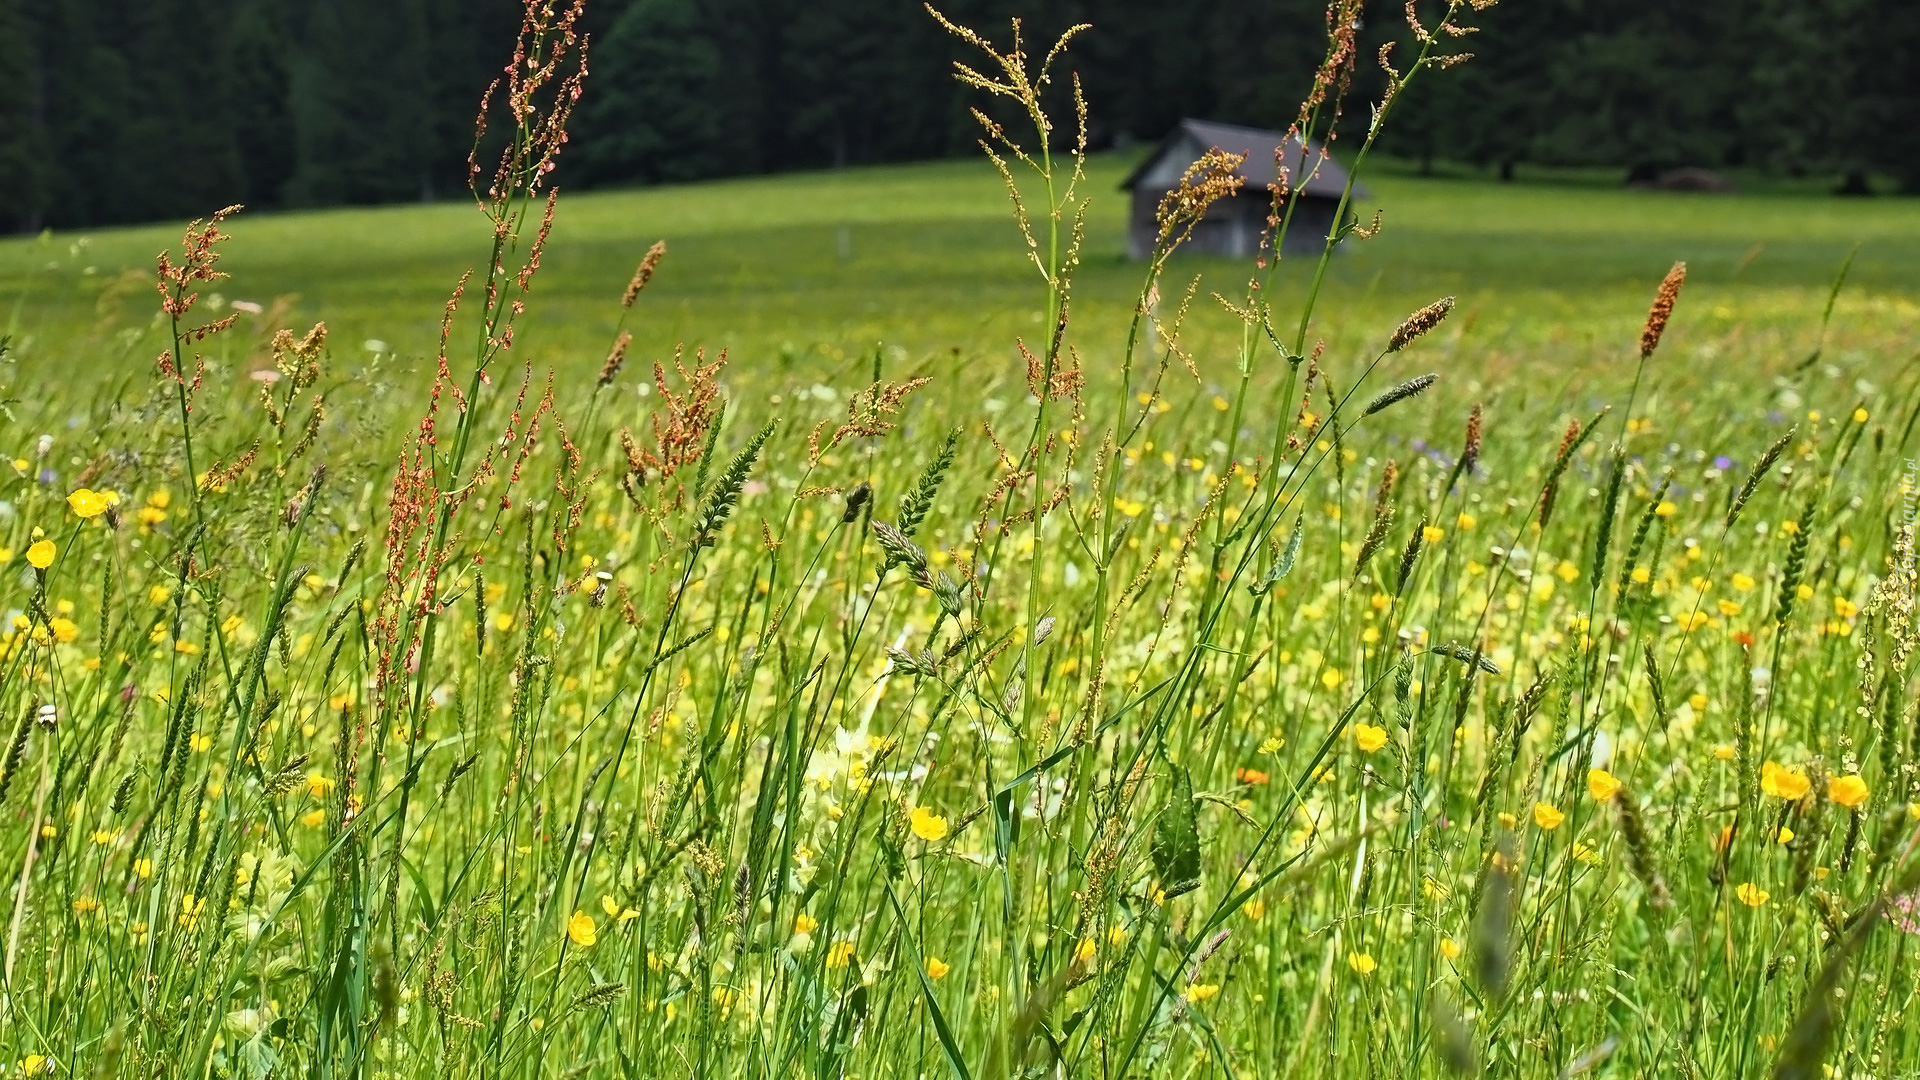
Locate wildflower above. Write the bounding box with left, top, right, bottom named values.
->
left=1355, top=724, right=1389, bottom=753
left=1777, top=827, right=1794, bottom=844
left=926, top=956, right=951, bottom=980
left=1346, top=952, right=1377, bottom=975
left=1236, top=766, right=1269, bottom=785
left=26, top=539, right=55, bottom=570
left=49, top=617, right=79, bottom=643
left=1731, top=573, right=1756, bottom=592
left=1456, top=512, right=1477, bottom=530
left=1713, top=744, right=1735, bottom=761
left=1185, top=983, right=1221, bottom=1003
left=73, top=896, right=101, bottom=914
left=1108, top=924, right=1129, bottom=945
left=601, top=895, right=639, bottom=922
left=188, top=733, right=212, bottom=753
left=1074, top=937, right=1097, bottom=964
left=179, top=893, right=207, bottom=927
left=133, top=858, right=154, bottom=879
left=1256, top=735, right=1284, bottom=754
left=909, top=806, right=949, bottom=842
left=300, top=809, right=326, bottom=828
left=1422, top=525, right=1446, bottom=544
left=1834, top=597, right=1859, bottom=618
left=1533, top=802, right=1565, bottom=830
left=1321, top=668, right=1344, bottom=691
left=67, top=488, right=111, bottom=518
left=566, top=910, right=598, bottom=947
left=1760, top=761, right=1811, bottom=801
left=18, top=1055, right=50, bottom=1077
left=1439, top=937, right=1461, bottom=960
left=1572, top=842, right=1601, bottom=866
left=1555, top=560, right=1579, bottom=582
left=1587, top=769, right=1622, bottom=802
left=91, top=829, right=116, bottom=845
left=826, top=941, right=855, bottom=968
left=1735, top=882, right=1770, bottom=908
left=1829, top=774, right=1869, bottom=809
left=794, top=912, right=819, bottom=935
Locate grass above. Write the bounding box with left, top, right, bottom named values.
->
left=4, top=5, right=1920, bottom=1079
left=4, top=153, right=1918, bottom=391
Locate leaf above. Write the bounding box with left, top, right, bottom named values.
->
left=886, top=887, right=973, bottom=1080
left=1250, top=516, right=1304, bottom=597
left=1151, top=762, right=1202, bottom=898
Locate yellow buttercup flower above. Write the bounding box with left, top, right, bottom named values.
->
left=1533, top=802, right=1565, bottom=830
left=566, top=910, right=598, bottom=947
left=1185, top=983, right=1220, bottom=1003
left=826, top=941, right=855, bottom=968
left=1587, top=769, right=1622, bottom=802
left=600, top=895, right=639, bottom=922
left=1347, top=952, right=1377, bottom=975
left=1074, top=937, right=1097, bottom=964
left=1829, top=774, right=1869, bottom=809
left=67, top=488, right=110, bottom=518
left=909, top=805, right=949, bottom=842
left=1735, top=882, right=1770, bottom=907
left=926, top=956, right=951, bottom=979
left=1760, top=761, right=1811, bottom=801
left=1355, top=724, right=1389, bottom=753
left=794, top=912, right=819, bottom=935
left=1439, top=937, right=1461, bottom=960
left=26, top=539, right=55, bottom=570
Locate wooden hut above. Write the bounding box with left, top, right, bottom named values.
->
left=1121, top=119, right=1366, bottom=259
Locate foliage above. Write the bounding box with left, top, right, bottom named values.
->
left=10, top=0, right=1920, bottom=232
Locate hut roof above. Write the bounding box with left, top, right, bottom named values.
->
left=1120, top=119, right=1367, bottom=201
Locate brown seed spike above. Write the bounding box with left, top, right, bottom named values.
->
left=1460, top=402, right=1484, bottom=472
left=1639, top=261, right=1686, bottom=359
left=623, top=240, right=667, bottom=308
left=1387, top=296, right=1455, bottom=352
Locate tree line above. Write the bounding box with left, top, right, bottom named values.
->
left=2, top=0, right=1915, bottom=231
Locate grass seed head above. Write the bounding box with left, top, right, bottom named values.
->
left=1387, top=296, right=1454, bottom=352
left=1639, top=261, right=1687, bottom=359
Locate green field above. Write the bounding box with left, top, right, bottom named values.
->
left=6, top=52, right=1920, bottom=1080
left=5, top=154, right=1918, bottom=395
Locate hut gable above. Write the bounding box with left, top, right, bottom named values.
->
left=1122, top=119, right=1367, bottom=259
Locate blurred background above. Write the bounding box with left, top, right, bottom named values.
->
left=2, top=0, right=1916, bottom=232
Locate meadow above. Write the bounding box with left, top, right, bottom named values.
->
left=3, top=2, right=1920, bottom=1079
